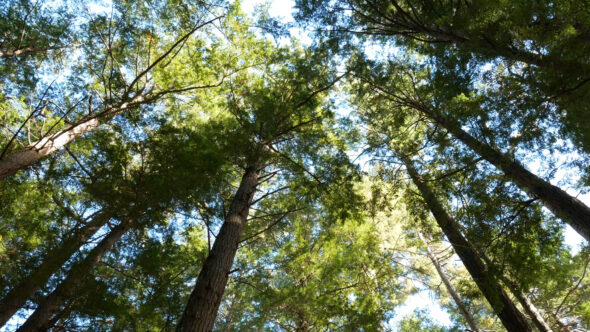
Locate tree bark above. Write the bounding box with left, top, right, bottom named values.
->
left=418, top=233, right=482, bottom=332
left=503, top=276, right=553, bottom=332
left=474, top=247, right=554, bottom=332
left=16, top=218, right=133, bottom=332
left=0, top=94, right=147, bottom=180
left=407, top=99, right=590, bottom=242
left=402, top=156, right=533, bottom=332
left=176, top=165, right=260, bottom=332
left=0, top=211, right=111, bottom=326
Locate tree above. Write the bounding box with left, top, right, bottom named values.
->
left=418, top=233, right=482, bottom=332
left=296, top=0, right=590, bottom=153
left=176, top=15, right=352, bottom=326
left=0, top=0, right=227, bottom=180
left=349, top=56, right=590, bottom=241
left=401, top=154, right=533, bottom=332
left=2, top=1, right=590, bottom=330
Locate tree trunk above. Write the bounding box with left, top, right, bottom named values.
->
left=16, top=218, right=133, bottom=332
left=402, top=156, right=533, bottom=332
left=0, top=211, right=111, bottom=326
left=176, top=165, right=260, bottom=332
left=418, top=233, right=482, bottom=332
left=408, top=99, right=590, bottom=242
left=503, top=276, right=553, bottom=332
left=0, top=94, right=147, bottom=180
left=0, top=46, right=62, bottom=58
left=474, top=247, right=554, bottom=332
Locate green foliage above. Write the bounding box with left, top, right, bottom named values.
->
left=2, top=1, right=590, bottom=331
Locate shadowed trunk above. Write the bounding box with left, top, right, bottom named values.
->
left=402, top=155, right=533, bottom=332
left=176, top=165, right=260, bottom=332
left=418, top=233, right=482, bottom=332
left=0, top=210, right=111, bottom=326
left=406, top=99, right=590, bottom=242
left=16, top=218, right=134, bottom=332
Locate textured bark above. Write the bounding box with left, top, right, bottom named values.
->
left=176, top=165, right=260, bottom=332
left=16, top=219, right=133, bottom=332
left=409, top=100, right=590, bottom=242
left=0, top=211, right=111, bottom=326
left=0, top=94, right=146, bottom=180
left=402, top=156, right=533, bottom=332
left=419, top=233, right=482, bottom=332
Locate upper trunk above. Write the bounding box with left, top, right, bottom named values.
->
left=408, top=100, right=590, bottom=242
left=475, top=246, right=554, bottom=332
left=503, top=276, right=553, bottom=332
left=402, top=156, right=533, bottom=332
left=0, top=94, right=147, bottom=180
left=419, top=233, right=482, bottom=332
left=0, top=211, right=111, bottom=326
left=16, top=218, right=134, bottom=332
left=176, top=165, right=260, bottom=332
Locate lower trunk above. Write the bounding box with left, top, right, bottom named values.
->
left=419, top=233, right=482, bottom=332
left=0, top=211, right=111, bottom=326
left=16, top=218, right=133, bottom=332
left=412, top=100, right=590, bottom=241
left=402, top=156, right=533, bottom=332
left=176, top=165, right=260, bottom=332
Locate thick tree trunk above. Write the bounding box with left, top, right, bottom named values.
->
left=16, top=219, right=133, bottom=332
left=402, top=156, right=533, bottom=332
left=0, top=211, right=111, bottom=326
left=418, top=233, right=482, bottom=332
left=408, top=100, right=590, bottom=242
left=0, top=94, right=147, bottom=180
left=176, top=165, right=260, bottom=332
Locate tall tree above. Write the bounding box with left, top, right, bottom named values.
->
left=418, top=233, right=482, bottom=332
left=296, top=0, right=590, bottom=153
left=351, top=59, right=590, bottom=242
left=0, top=210, right=112, bottom=326
left=176, top=11, right=352, bottom=326
left=16, top=217, right=137, bottom=332
left=401, top=154, right=533, bottom=332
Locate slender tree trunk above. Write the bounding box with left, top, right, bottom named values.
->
left=503, top=276, right=554, bottom=332
left=407, top=99, right=590, bottom=242
left=16, top=218, right=134, bottom=332
left=176, top=165, right=260, bottom=332
left=418, top=233, right=482, bottom=332
left=401, top=156, right=533, bottom=332
left=0, top=46, right=64, bottom=58
left=0, top=211, right=111, bottom=326
left=0, top=94, right=147, bottom=180
left=473, top=246, right=554, bottom=332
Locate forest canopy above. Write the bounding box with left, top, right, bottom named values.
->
left=0, top=0, right=589, bottom=331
